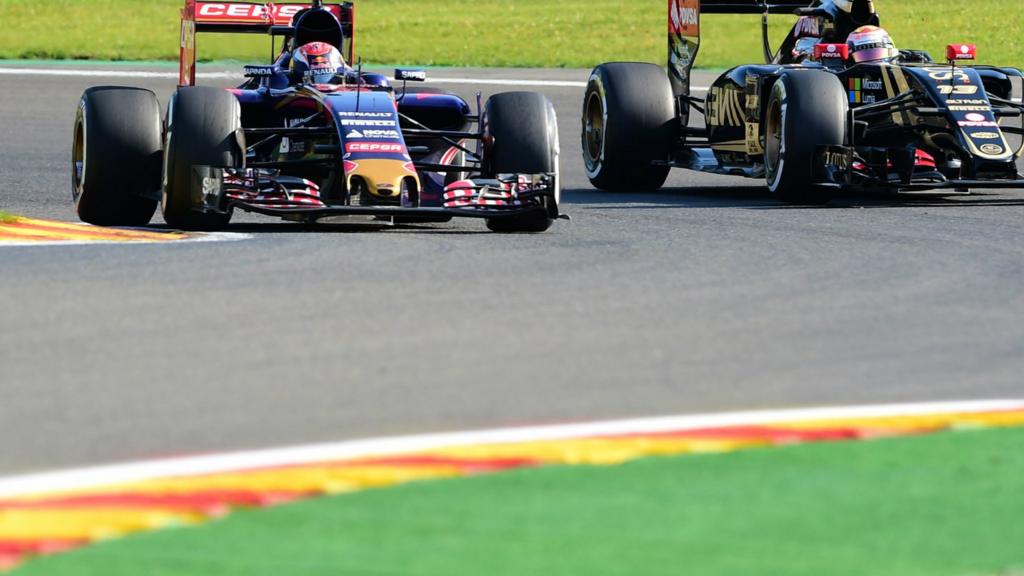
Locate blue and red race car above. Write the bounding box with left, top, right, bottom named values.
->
left=73, top=0, right=563, bottom=232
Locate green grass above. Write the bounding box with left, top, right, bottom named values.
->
left=15, top=427, right=1024, bottom=576
left=0, top=1, right=1022, bottom=68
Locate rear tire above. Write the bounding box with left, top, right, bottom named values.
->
left=764, top=70, right=847, bottom=205
left=72, top=87, right=161, bottom=226
left=162, top=86, right=242, bottom=230
left=483, top=92, right=560, bottom=233
left=582, top=62, right=675, bottom=192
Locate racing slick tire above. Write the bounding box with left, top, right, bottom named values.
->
left=582, top=62, right=675, bottom=192
left=483, top=92, right=560, bottom=233
left=764, top=70, right=848, bottom=205
left=162, top=86, right=242, bottom=230
left=72, top=87, right=162, bottom=226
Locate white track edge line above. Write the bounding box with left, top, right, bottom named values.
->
left=0, top=232, right=251, bottom=248
left=0, top=67, right=710, bottom=91
left=0, top=399, right=1020, bottom=498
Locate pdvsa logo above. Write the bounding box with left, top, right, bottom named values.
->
left=671, top=0, right=700, bottom=35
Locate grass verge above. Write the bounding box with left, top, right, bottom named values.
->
left=15, top=427, right=1024, bottom=576
left=0, top=1, right=1021, bottom=68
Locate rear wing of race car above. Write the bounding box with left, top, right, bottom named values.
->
left=669, top=0, right=809, bottom=97
left=179, top=0, right=355, bottom=86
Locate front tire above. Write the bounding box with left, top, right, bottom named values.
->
left=764, top=70, right=848, bottom=204
left=72, top=87, right=162, bottom=226
left=582, top=62, right=675, bottom=192
left=483, top=92, right=560, bottom=233
left=162, top=86, right=243, bottom=230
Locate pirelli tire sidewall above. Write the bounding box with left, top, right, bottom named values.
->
left=162, top=86, right=242, bottom=231
left=764, top=70, right=847, bottom=205
left=72, top=87, right=162, bottom=226
left=582, top=63, right=675, bottom=192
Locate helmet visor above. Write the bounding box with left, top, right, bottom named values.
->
left=851, top=46, right=896, bottom=62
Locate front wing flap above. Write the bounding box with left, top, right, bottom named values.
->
left=193, top=167, right=560, bottom=222
left=814, top=145, right=1024, bottom=191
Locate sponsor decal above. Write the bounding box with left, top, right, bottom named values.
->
left=202, top=176, right=220, bottom=202
left=946, top=43, right=977, bottom=61
left=337, top=111, right=393, bottom=118
left=964, top=113, right=988, bottom=122
left=708, top=86, right=743, bottom=127
left=848, top=78, right=883, bottom=104
left=243, top=65, right=277, bottom=77
left=959, top=121, right=999, bottom=127
left=941, top=85, right=979, bottom=96
left=395, top=69, right=427, bottom=82
left=745, top=122, right=763, bottom=155
left=195, top=2, right=306, bottom=24
left=795, top=18, right=821, bottom=39
left=340, top=119, right=398, bottom=127
left=971, top=132, right=1000, bottom=139
left=823, top=150, right=851, bottom=170
left=980, top=143, right=1004, bottom=155
left=814, top=43, right=849, bottom=61
left=345, top=142, right=406, bottom=154
left=949, top=99, right=988, bottom=105
left=928, top=69, right=970, bottom=82
left=670, top=0, right=700, bottom=37
left=948, top=105, right=991, bottom=111
left=347, top=129, right=401, bottom=139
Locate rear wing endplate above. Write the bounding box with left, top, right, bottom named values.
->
left=669, top=0, right=809, bottom=99
left=180, top=0, right=355, bottom=86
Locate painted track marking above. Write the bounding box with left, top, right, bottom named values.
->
left=1, top=399, right=1021, bottom=497
left=0, top=217, right=249, bottom=247
left=1, top=399, right=1022, bottom=571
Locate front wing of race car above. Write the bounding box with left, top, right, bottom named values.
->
left=190, top=165, right=559, bottom=223
left=814, top=144, right=1024, bottom=191
left=810, top=62, right=1024, bottom=192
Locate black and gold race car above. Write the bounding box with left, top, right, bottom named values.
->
left=581, top=0, right=1024, bottom=203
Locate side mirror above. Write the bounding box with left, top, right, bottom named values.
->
left=395, top=69, right=427, bottom=82
left=946, top=44, right=977, bottom=63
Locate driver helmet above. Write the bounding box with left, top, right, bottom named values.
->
left=292, top=42, right=347, bottom=84
left=846, top=25, right=898, bottom=63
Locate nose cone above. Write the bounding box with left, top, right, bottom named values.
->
left=346, top=159, right=419, bottom=203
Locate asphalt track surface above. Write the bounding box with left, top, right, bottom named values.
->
left=1, top=65, right=1023, bottom=475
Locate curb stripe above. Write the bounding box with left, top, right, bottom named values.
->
left=0, top=217, right=187, bottom=245
left=2, top=400, right=1023, bottom=571
left=6, top=220, right=185, bottom=241
left=0, top=217, right=251, bottom=246
left=6, top=399, right=1019, bottom=498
